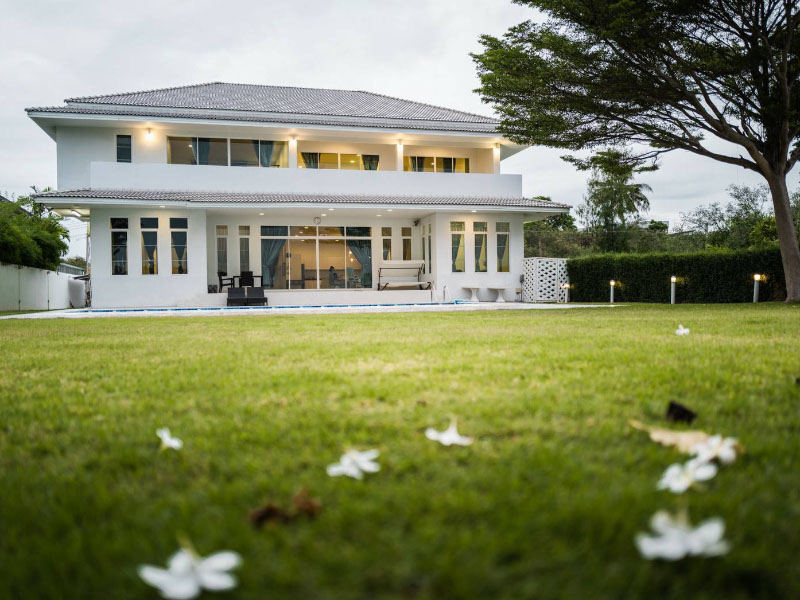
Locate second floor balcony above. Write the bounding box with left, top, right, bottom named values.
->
left=89, top=161, right=523, bottom=197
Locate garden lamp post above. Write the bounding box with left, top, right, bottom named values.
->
left=610, top=280, right=615, bottom=304
left=561, top=282, right=570, bottom=303
left=670, top=276, right=677, bottom=305
left=753, top=274, right=761, bottom=303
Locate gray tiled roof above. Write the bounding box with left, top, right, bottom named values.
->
left=35, top=189, right=570, bottom=210
left=27, top=82, right=500, bottom=134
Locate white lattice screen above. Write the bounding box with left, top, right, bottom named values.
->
left=522, top=258, right=569, bottom=303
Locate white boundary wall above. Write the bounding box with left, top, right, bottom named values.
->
left=0, top=262, right=85, bottom=311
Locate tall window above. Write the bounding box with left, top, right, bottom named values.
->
left=402, top=227, right=412, bottom=260
left=405, top=156, right=469, bottom=173
left=167, top=137, right=227, bottom=165
left=451, top=222, right=465, bottom=272
left=171, top=218, right=188, bottom=274
left=427, top=224, right=432, bottom=275
left=111, top=218, right=128, bottom=275
left=116, top=135, right=131, bottom=163
left=216, top=225, right=228, bottom=275
left=474, top=222, right=487, bottom=272
left=381, top=227, right=392, bottom=260
left=239, top=226, right=250, bottom=272
left=497, top=222, right=510, bottom=273
left=140, top=217, right=158, bottom=275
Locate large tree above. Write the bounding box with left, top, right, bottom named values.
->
left=473, top=0, right=800, bottom=300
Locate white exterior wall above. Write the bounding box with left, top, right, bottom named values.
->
left=430, top=212, right=525, bottom=302
left=89, top=206, right=208, bottom=308
left=0, top=263, right=80, bottom=310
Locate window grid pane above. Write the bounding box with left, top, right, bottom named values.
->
left=111, top=231, right=127, bottom=275
left=116, top=135, right=132, bottom=163
left=450, top=221, right=465, bottom=232
left=497, top=233, right=510, bottom=272
left=239, top=237, right=249, bottom=272
left=141, top=231, right=158, bottom=275
left=382, top=238, right=392, bottom=261
left=475, top=233, right=487, bottom=272
left=171, top=231, right=188, bottom=274
left=401, top=227, right=412, bottom=237
left=402, top=238, right=411, bottom=261
left=216, top=237, right=227, bottom=275
left=170, top=218, right=188, bottom=229
left=451, top=234, right=465, bottom=272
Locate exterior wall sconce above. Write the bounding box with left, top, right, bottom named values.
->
left=145, top=128, right=154, bottom=141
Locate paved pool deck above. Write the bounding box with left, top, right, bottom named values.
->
left=0, top=302, right=618, bottom=320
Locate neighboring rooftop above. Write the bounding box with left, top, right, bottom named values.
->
left=26, top=82, right=500, bottom=134
left=34, top=189, right=569, bottom=211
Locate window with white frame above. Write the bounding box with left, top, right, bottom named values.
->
left=497, top=222, right=510, bottom=273
left=110, top=218, right=128, bottom=275
left=140, top=217, right=158, bottom=275
left=216, top=225, right=228, bottom=275
left=381, top=227, right=392, bottom=261
left=450, top=221, right=465, bottom=272
left=239, top=226, right=250, bottom=272
left=401, top=227, right=412, bottom=260
left=171, top=218, right=188, bottom=274
left=474, top=222, right=487, bottom=272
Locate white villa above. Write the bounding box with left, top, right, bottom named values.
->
left=26, top=82, right=569, bottom=308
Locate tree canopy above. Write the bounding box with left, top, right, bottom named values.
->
left=473, top=0, right=800, bottom=300
left=0, top=188, right=68, bottom=271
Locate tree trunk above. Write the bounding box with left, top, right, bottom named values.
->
left=766, top=173, right=800, bottom=302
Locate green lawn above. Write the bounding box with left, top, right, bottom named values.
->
left=1, top=305, right=798, bottom=599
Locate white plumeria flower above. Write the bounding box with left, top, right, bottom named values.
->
left=326, top=449, right=380, bottom=480
left=657, top=457, right=717, bottom=493
left=691, top=435, right=738, bottom=464
left=138, top=547, right=241, bottom=599
left=675, top=324, right=690, bottom=336
left=425, top=419, right=474, bottom=446
left=636, top=510, right=730, bottom=560
left=156, top=428, right=183, bottom=451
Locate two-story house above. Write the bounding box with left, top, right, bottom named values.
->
left=26, top=82, right=568, bottom=308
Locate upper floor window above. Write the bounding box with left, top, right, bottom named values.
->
left=230, top=140, right=288, bottom=168
left=404, top=156, right=469, bottom=173
left=116, top=135, right=131, bottom=163
left=299, top=152, right=379, bottom=170
left=167, top=137, right=227, bottom=166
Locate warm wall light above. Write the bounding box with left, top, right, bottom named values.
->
left=146, top=128, right=154, bottom=140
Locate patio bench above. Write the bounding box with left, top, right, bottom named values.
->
left=487, top=285, right=509, bottom=303
left=246, top=287, right=268, bottom=306
left=462, top=286, right=480, bottom=302
left=227, top=287, right=246, bottom=306
left=378, top=260, right=431, bottom=291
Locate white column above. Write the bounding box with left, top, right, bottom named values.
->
left=395, top=142, right=404, bottom=172
left=288, top=138, right=298, bottom=169
left=493, top=144, right=501, bottom=174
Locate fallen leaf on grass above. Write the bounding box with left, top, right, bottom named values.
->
left=249, top=503, right=291, bottom=527
left=250, top=487, right=322, bottom=528
left=291, top=486, right=322, bottom=518
left=629, top=420, right=711, bottom=453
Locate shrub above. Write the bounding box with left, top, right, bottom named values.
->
left=567, top=247, right=786, bottom=302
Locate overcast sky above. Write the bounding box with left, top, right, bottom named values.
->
left=0, top=0, right=772, bottom=257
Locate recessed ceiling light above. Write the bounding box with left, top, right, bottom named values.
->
left=387, top=209, right=393, bottom=212
left=376, top=214, right=382, bottom=217
left=159, top=205, right=166, bottom=208
left=259, top=212, right=264, bottom=216
left=321, top=213, right=327, bottom=217
left=471, top=210, right=477, bottom=213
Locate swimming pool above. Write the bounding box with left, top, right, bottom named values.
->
left=75, top=300, right=469, bottom=314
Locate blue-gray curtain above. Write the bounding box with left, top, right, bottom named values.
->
left=190, top=138, right=198, bottom=165
left=197, top=138, right=210, bottom=165
left=260, top=141, right=275, bottom=167
left=441, top=157, right=454, bottom=173
left=362, top=154, right=380, bottom=170
left=497, top=234, right=508, bottom=271
left=301, top=152, right=319, bottom=169
left=261, top=239, right=286, bottom=288
left=347, top=239, right=372, bottom=287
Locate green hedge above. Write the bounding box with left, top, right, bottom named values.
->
left=566, top=247, right=786, bottom=303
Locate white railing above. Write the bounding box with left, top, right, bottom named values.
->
left=58, top=262, right=85, bottom=276
left=90, top=162, right=523, bottom=198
